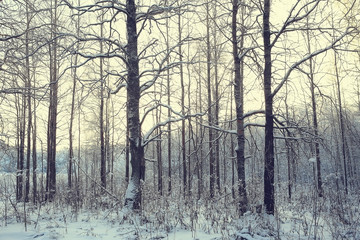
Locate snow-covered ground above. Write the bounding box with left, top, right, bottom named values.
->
left=1, top=219, right=217, bottom=240
left=1, top=201, right=359, bottom=240
left=0, top=198, right=281, bottom=240
left=0, top=209, right=224, bottom=240
left=1, top=173, right=359, bottom=239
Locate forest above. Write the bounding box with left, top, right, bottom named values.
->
left=1, top=0, right=360, bottom=239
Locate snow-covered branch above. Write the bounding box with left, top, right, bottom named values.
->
left=139, top=38, right=193, bottom=94
left=61, top=0, right=127, bottom=16
left=0, top=88, right=25, bottom=95
left=201, top=123, right=237, bottom=135
left=242, top=110, right=265, bottom=120
left=271, top=0, right=321, bottom=47
left=271, top=27, right=356, bottom=98
left=142, top=111, right=205, bottom=147
left=201, top=121, right=267, bottom=136
left=110, top=83, right=127, bottom=94
left=140, top=102, right=160, bottom=128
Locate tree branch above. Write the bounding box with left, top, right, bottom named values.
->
left=271, top=27, right=356, bottom=98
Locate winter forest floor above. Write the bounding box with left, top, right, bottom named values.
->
left=1, top=174, right=360, bottom=239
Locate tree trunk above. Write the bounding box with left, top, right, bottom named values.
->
left=177, top=11, right=187, bottom=196
left=40, top=140, right=44, bottom=202
left=16, top=95, right=25, bottom=202
left=206, top=1, right=215, bottom=198
left=186, top=23, right=192, bottom=196
left=100, top=16, right=106, bottom=190
left=46, top=0, right=58, bottom=201
left=197, top=46, right=203, bottom=199
left=166, top=0, right=172, bottom=194
left=232, top=0, right=248, bottom=214
left=309, top=61, right=322, bottom=197
left=306, top=21, right=323, bottom=198
left=263, top=0, right=275, bottom=215
left=68, top=1, right=80, bottom=190
left=106, top=95, right=111, bottom=190
left=111, top=101, right=115, bottom=192
left=283, top=43, right=292, bottom=200
left=68, top=66, right=76, bottom=190
left=156, top=87, right=163, bottom=195
left=125, top=108, right=130, bottom=183
left=230, top=85, right=235, bottom=199
left=212, top=2, right=221, bottom=193
left=334, top=51, right=348, bottom=194
left=32, top=60, right=37, bottom=204
left=123, top=0, right=144, bottom=211
left=25, top=0, right=32, bottom=203
left=285, top=96, right=292, bottom=199
left=77, top=88, right=82, bottom=203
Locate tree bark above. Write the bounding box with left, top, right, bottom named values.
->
left=230, top=86, right=235, bottom=199
left=284, top=43, right=293, bottom=200
left=212, top=2, right=221, bottom=193
left=166, top=0, right=172, bottom=194
left=68, top=0, right=80, bottom=190
left=334, top=51, right=348, bottom=194
left=111, top=100, right=115, bottom=191
left=125, top=107, right=130, bottom=183
left=68, top=52, right=75, bottom=191
left=124, top=0, right=144, bottom=211
left=197, top=46, right=203, bottom=200
left=16, top=95, right=25, bottom=202
left=25, top=0, right=32, bottom=203
left=46, top=0, right=58, bottom=201
left=32, top=58, right=37, bottom=204
left=156, top=106, right=163, bottom=195
left=178, top=11, right=187, bottom=196
left=206, top=0, right=215, bottom=198
left=100, top=15, right=106, bottom=190
left=232, top=0, right=248, bottom=214
left=263, top=0, right=275, bottom=215
left=68, top=65, right=75, bottom=190
left=305, top=19, right=324, bottom=198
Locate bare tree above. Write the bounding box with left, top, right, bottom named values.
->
left=123, top=0, right=144, bottom=210
left=206, top=0, right=215, bottom=198
left=24, top=0, right=32, bottom=203
left=99, top=12, right=106, bottom=190
left=32, top=56, right=37, bottom=204
left=46, top=0, right=58, bottom=201
left=177, top=6, right=187, bottom=196
left=166, top=0, right=172, bottom=194
left=305, top=21, right=323, bottom=197
left=68, top=0, right=80, bottom=190
left=334, top=50, right=348, bottom=194
left=16, top=93, right=26, bottom=202
left=260, top=0, right=353, bottom=214
left=262, top=0, right=275, bottom=214
left=232, top=0, right=249, bottom=215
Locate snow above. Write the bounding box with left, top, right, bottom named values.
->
left=1, top=182, right=359, bottom=240
left=0, top=218, right=130, bottom=240
left=168, top=228, right=221, bottom=240
left=124, top=178, right=136, bottom=201
left=0, top=211, right=224, bottom=240
left=1, top=203, right=358, bottom=240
